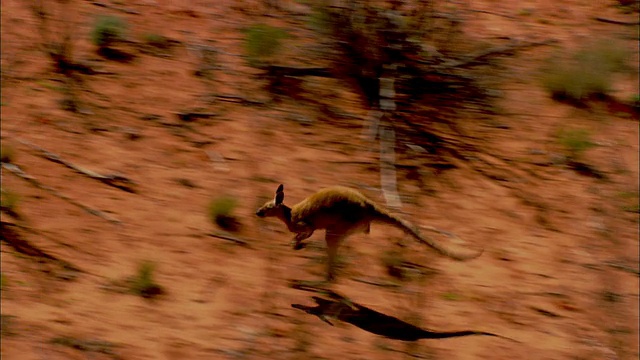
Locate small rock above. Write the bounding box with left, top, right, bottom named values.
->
left=549, top=153, right=567, bottom=165
left=140, top=114, right=161, bottom=121
left=528, top=148, right=546, bottom=155
left=287, top=114, right=314, bottom=126
left=122, top=127, right=142, bottom=140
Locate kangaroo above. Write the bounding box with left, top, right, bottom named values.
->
left=256, top=184, right=482, bottom=281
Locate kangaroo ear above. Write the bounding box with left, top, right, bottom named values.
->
left=275, top=184, right=284, bottom=205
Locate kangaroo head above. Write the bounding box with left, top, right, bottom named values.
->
left=255, top=184, right=286, bottom=218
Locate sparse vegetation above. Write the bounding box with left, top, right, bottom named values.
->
left=1, top=188, right=20, bottom=214
left=307, top=4, right=333, bottom=32
left=518, top=8, right=534, bottom=16
left=0, top=144, right=15, bottom=163
left=302, top=0, right=519, bottom=125
left=37, top=80, right=64, bottom=92
left=623, top=204, right=640, bottom=213
left=51, top=336, right=119, bottom=357
left=542, top=60, right=609, bottom=102
left=243, top=24, right=289, bottom=66
left=0, top=273, right=7, bottom=291
left=631, top=94, right=640, bottom=111
left=91, top=15, right=127, bottom=49
left=381, top=250, right=406, bottom=280
left=1, top=314, right=16, bottom=336
left=175, top=178, right=196, bottom=188
left=541, top=39, right=630, bottom=103
left=333, top=253, right=349, bottom=273
left=292, top=323, right=312, bottom=353
left=617, top=190, right=639, bottom=199
left=557, top=128, right=596, bottom=160
left=616, top=0, right=640, bottom=13
left=142, top=33, right=170, bottom=50
left=1, top=2, right=639, bottom=358
left=128, top=261, right=163, bottom=299
left=30, top=1, right=78, bottom=74
left=601, top=290, right=622, bottom=303
left=208, top=195, right=240, bottom=231
left=441, top=291, right=461, bottom=301
left=619, top=191, right=640, bottom=213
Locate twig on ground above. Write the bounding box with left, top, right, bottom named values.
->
left=351, top=277, right=402, bottom=288
left=432, top=38, right=558, bottom=70
left=209, top=232, right=249, bottom=246
left=2, top=163, right=121, bottom=224
left=212, top=94, right=267, bottom=106
left=593, top=17, right=640, bottom=26
left=1, top=221, right=83, bottom=273
left=175, top=111, right=218, bottom=122
left=605, top=261, right=640, bottom=276
left=16, top=138, right=136, bottom=193
left=468, top=9, right=518, bottom=20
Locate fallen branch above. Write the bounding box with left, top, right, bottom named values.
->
left=261, top=66, right=333, bottom=78
left=2, top=163, right=121, bottom=224
left=605, top=261, right=640, bottom=276
left=432, top=38, right=558, bottom=70
left=51, top=335, right=121, bottom=358
left=4, top=220, right=98, bottom=257
left=17, top=138, right=136, bottom=193
left=328, top=160, right=375, bottom=166
left=1, top=221, right=82, bottom=273
left=593, top=16, right=640, bottom=26
left=175, top=110, right=219, bottom=122
left=88, top=0, right=140, bottom=15
left=468, top=9, right=517, bottom=20
left=211, top=94, right=267, bottom=106
left=351, top=277, right=402, bottom=288
left=209, top=232, right=249, bottom=246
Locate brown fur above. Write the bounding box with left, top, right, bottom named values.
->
left=256, top=184, right=482, bottom=281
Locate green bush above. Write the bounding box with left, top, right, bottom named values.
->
left=142, top=33, right=170, bottom=49
left=129, top=261, right=163, bottom=298
left=541, top=40, right=630, bottom=103
left=208, top=195, right=240, bottom=231
left=91, top=15, right=127, bottom=48
left=542, top=61, right=610, bottom=101
left=307, top=5, right=333, bottom=33
left=576, top=40, right=629, bottom=72
left=557, top=128, right=596, bottom=159
left=243, top=24, right=289, bottom=66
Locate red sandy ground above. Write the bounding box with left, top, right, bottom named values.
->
left=1, top=0, right=638, bottom=359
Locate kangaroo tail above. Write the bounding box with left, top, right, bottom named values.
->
left=373, top=207, right=483, bottom=261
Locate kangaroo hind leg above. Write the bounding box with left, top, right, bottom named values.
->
left=325, top=229, right=346, bottom=282
left=292, top=230, right=314, bottom=250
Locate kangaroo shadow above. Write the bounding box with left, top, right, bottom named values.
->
left=290, top=283, right=514, bottom=342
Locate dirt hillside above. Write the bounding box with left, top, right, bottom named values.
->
left=1, top=1, right=638, bottom=359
